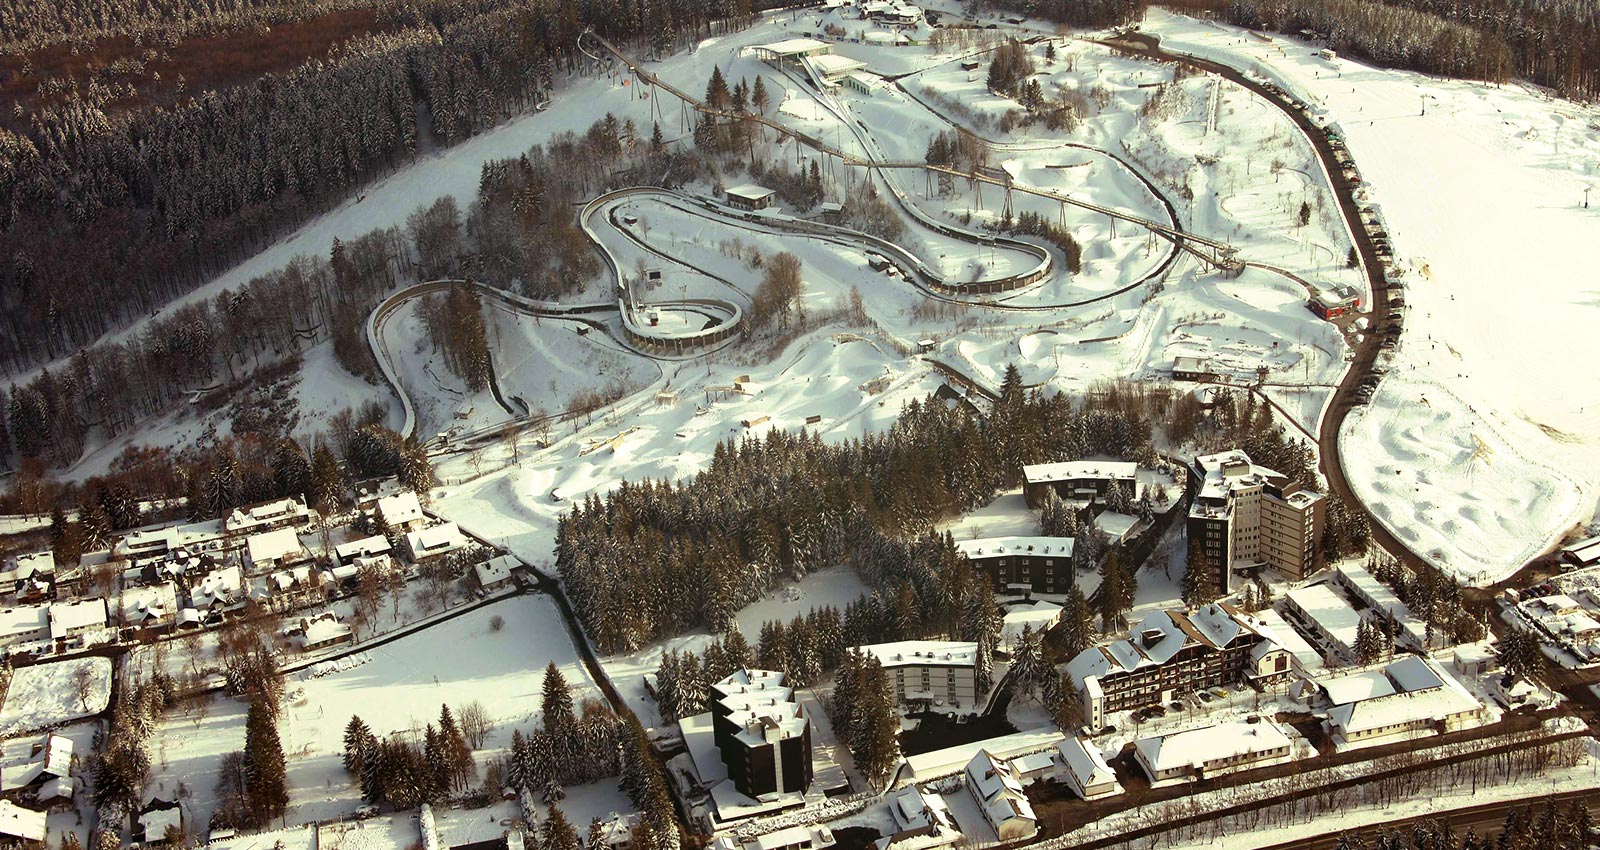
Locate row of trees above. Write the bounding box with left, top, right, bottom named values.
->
left=90, top=676, right=177, bottom=822
left=1367, top=552, right=1486, bottom=646
left=1336, top=798, right=1593, bottom=849
left=830, top=649, right=901, bottom=789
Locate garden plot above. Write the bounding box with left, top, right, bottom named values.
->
left=0, top=657, right=112, bottom=735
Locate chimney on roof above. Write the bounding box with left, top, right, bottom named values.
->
left=1141, top=629, right=1164, bottom=648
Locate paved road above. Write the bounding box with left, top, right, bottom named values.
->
left=1099, top=32, right=1427, bottom=582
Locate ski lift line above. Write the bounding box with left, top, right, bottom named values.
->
left=578, top=28, right=1241, bottom=268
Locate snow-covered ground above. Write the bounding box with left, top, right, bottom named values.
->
left=1143, top=10, right=1598, bottom=581
left=144, top=595, right=600, bottom=829
left=0, top=656, right=112, bottom=735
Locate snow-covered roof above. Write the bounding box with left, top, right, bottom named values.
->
left=856, top=640, right=977, bottom=669
left=48, top=598, right=107, bottom=640
left=246, top=527, right=306, bottom=566
left=0, top=800, right=46, bottom=842
left=964, top=751, right=1035, bottom=828
left=190, top=566, right=243, bottom=609
left=1002, top=601, right=1062, bottom=647
left=301, top=615, right=353, bottom=648
left=0, top=605, right=48, bottom=642
left=1324, top=656, right=1481, bottom=737
left=726, top=183, right=777, bottom=201
left=753, top=826, right=834, bottom=850
left=1068, top=604, right=1263, bottom=691
left=1134, top=720, right=1292, bottom=775
left=955, top=536, right=1073, bottom=561
left=1285, top=583, right=1361, bottom=651
left=1094, top=511, right=1139, bottom=541
left=1022, top=461, right=1137, bottom=486
left=2, top=550, right=54, bottom=583
left=1055, top=737, right=1116, bottom=792
left=811, top=53, right=867, bottom=78
left=121, top=582, right=178, bottom=623
left=1563, top=536, right=1600, bottom=566
left=1190, top=450, right=1281, bottom=506
left=1251, top=609, right=1324, bottom=672
left=377, top=491, right=425, bottom=526
left=335, top=535, right=392, bottom=562
left=406, top=522, right=466, bottom=559
left=224, top=498, right=309, bottom=533
left=1, top=733, right=73, bottom=791
left=752, top=37, right=830, bottom=56
left=890, top=786, right=956, bottom=834
left=1337, top=564, right=1428, bottom=645
left=474, top=555, right=518, bottom=587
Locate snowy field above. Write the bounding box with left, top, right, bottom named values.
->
left=144, top=595, right=601, bottom=828
left=1144, top=10, right=1599, bottom=579
left=0, top=657, right=113, bottom=735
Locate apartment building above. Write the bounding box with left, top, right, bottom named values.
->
left=855, top=641, right=980, bottom=712
left=954, top=536, right=1075, bottom=595
left=1021, top=461, right=1138, bottom=509
left=1186, top=450, right=1325, bottom=596
left=1065, top=603, right=1293, bottom=728
left=709, top=669, right=812, bottom=798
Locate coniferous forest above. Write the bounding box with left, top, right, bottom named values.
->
left=0, top=0, right=754, bottom=380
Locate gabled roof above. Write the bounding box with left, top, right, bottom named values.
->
left=246, top=527, right=305, bottom=566
left=965, top=750, right=1036, bottom=829
left=405, top=523, right=465, bottom=557
left=0, top=800, right=46, bottom=841
left=377, top=491, right=425, bottom=526
left=335, top=535, right=392, bottom=562
left=889, top=786, right=956, bottom=833
left=1055, top=737, right=1115, bottom=792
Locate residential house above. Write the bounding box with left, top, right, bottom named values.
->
left=404, top=523, right=467, bottom=564
left=335, top=535, right=392, bottom=566
left=0, top=606, right=49, bottom=651
left=880, top=786, right=960, bottom=850
left=298, top=613, right=354, bottom=651
left=376, top=491, right=426, bottom=532
left=0, top=800, right=46, bottom=843
left=47, top=599, right=107, bottom=645
left=1, top=734, right=73, bottom=799
left=1053, top=737, right=1121, bottom=800
left=224, top=498, right=312, bottom=536
left=963, top=751, right=1037, bottom=842
left=245, top=528, right=310, bottom=572
left=187, top=566, right=245, bottom=621
left=474, top=555, right=519, bottom=593
left=120, top=582, right=179, bottom=629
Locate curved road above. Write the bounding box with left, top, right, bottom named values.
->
left=1100, top=31, right=1429, bottom=580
